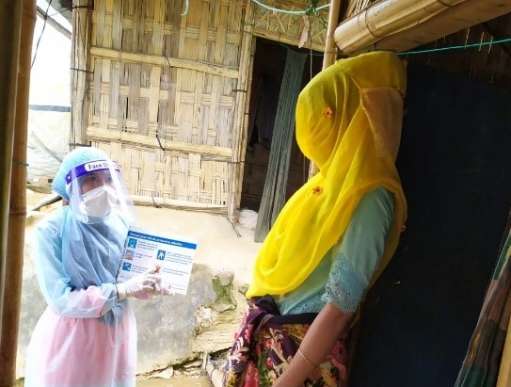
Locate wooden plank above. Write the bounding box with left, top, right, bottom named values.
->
left=87, top=127, right=233, bottom=159
left=90, top=46, right=240, bottom=78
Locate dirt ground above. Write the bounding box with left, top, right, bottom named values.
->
left=16, top=376, right=212, bottom=386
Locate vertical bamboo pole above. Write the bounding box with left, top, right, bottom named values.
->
left=0, top=1, right=24, bottom=385
left=0, top=1, right=35, bottom=384
left=308, top=0, right=342, bottom=178
left=497, top=315, right=511, bottom=387
left=0, top=0, right=23, bottom=343
left=228, top=0, right=255, bottom=222
left=71, top=0, right=92, bottom=147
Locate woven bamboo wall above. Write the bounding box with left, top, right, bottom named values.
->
left=86, top=0, right=252, bottom=213
left=82, top=0, right=327, bottom=215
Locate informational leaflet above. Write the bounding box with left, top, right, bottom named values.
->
left=117, top=228, right=197, bottom=295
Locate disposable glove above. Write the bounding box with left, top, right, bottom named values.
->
left=116, top=266, right=161, bottom=300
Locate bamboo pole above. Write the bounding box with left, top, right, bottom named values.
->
left=497, top=315, right=511, bottom=387
left=308, top=0, right=342, bottom=178
left=87, top=127, right=233, bottom=159
left=334, top=0, right=511, bottom=54
left=229, top=0, right=255, bottom=222
left=89, top=46, right=240, bottom=78
left=0, top=0, right=24, bottom=385
left=71, top=0, right=92, bottom=147
left=322, top=0, right=342, bottom=70
left=0, top=1, right=35, bottom=384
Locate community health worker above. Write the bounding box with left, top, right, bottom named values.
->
left=25, top=147, right=168, bottom=386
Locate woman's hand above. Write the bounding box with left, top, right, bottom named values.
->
left=273, top=303, right=353, bottom=387
left=116, top=266, right=162, bottom=300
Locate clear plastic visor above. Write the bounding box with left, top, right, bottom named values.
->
left=65, top=159, right=135, bottom=224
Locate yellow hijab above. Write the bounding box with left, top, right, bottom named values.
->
left=247, top=51, right=408, bottom=298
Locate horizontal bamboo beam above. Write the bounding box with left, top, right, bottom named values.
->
left=334, top=0, right=511, bottom=54
left=90, top=46, right=240, bottom=78
left=87, top=127, right=233, bottom=160
left=252, top=30, right=324, bottom=52
left=132, top=195, right=227, bottom=214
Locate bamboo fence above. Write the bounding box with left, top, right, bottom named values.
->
left=76, top=0, right=326, bottom=217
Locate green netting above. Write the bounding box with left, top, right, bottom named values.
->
left=254, top=48, right=306, bottom=242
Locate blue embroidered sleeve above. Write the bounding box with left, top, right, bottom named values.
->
left=321, top=188, right=395, bottom=313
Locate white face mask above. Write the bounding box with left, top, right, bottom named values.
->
left=79, top=185, right=117, bottom=219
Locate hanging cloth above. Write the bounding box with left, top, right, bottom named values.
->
left=254, top=48, right=307, bottom=242
left=247, top=51, right=407, bottom=298
left=455, top=214, right=511, bottom=387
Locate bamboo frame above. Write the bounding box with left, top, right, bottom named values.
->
left=251, top=0, right=327, bottom=51
left=90, top=47, right=240, bottom=78
left=87, top=127, right=233, bottom=160
left=334, top=0, right=511, bottom=54
left=132, top=195, right=227, bottom=214
left=0, top=0, right=23, bottom=348
left=0, top=1, right=30, bottom=385
left=71, top=0, right=92, bottom=147
left=229, top=0, right=256, bottom=221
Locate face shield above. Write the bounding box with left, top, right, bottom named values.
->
left=65, top=159, right=135, bottom=224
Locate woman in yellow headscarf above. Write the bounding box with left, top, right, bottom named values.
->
left=222, top=51, right=407, bottom=387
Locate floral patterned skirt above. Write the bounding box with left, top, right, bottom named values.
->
left=223, top=297, right=348, bottom=387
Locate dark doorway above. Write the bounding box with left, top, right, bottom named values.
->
left=349, top=63, right=511, bottom=386
left=240, top=38, right=321, bottom=211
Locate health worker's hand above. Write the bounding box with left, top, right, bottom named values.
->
left=116, top=266, right=161, bottom=300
